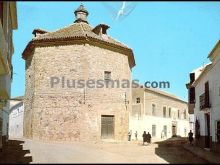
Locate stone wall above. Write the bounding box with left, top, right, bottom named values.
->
left=24, top=43, right=132, bottom=142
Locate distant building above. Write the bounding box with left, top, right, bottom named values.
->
left=22, top=4, right=135, bottom=141
left=0, top=1, right=18, bottom=150
left=8, top=96, right=24, bottom=139
left=130, top=87, right=190, bottom=141
left=186, top=40, right=220, bottom=153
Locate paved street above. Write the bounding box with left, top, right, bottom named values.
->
left=0, top=138, right=208, bottom=164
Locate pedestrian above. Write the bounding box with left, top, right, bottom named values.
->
left=146, top=132, right=152, bottom=144
left=128, top=130, right=132, bottom=141
left=142, top=131, right=147, bottom=145
left=188, top=130, right=194, bottom=145
left=135, top=131, right=138, bottom=141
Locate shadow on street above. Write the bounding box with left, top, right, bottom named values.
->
left=0, top=139, right=32, bottom=164
left=154, top=137, right=209, bottom=164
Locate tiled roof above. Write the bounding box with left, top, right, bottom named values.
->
left=32, top=22, right=131, bottom=49
left=11, top=96, right=24, bottom=101
left=192, top=63, right=213, bottom=87
left=145, top=88, right=187, bottom=103
left=22, top=22, right=135, bottom=67
left=132, top=82, right=187, bottom=103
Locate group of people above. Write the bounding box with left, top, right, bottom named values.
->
left=142, top=131, right=152, bottom=145
left=128, top=130, right=138, bottom=141
left=128, top=129, right=194, bottom=146
left=128, top=130, right=152, bottom=145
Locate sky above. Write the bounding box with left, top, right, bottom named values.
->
left=11, top=1, right=220, bottom=101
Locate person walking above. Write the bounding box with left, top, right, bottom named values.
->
left=147, top=132, right=152, bottom=144
left=188, top=130, right=194, bottom=145
left=135, top=131, right=138, bottom=141
left=128, top=130, right=132, bottom=141
left=142, top=131, right=147, bottom=145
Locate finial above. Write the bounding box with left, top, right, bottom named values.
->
left=74, top=3, right=89, bottom=24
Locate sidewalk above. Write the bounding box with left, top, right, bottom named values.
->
left=183, top=143, right=220, bottom=164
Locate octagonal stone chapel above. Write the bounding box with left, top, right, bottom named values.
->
left=22, top=4, right=135, bottom=141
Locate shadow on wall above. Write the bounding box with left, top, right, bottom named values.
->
left=0, top=140, right=32, bottom=164
left=154, top=137, right=208, bottom=164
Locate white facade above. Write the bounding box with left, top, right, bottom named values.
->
left=2, top=102, right=10, bottom=142
left=130, top=87, right=190, bottom=141
left=192, top=40, right=220, bottom=145
left=8, top=101, right=24, bottom=139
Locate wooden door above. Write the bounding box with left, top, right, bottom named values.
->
left=205, top=113, right=210, bottom=148
left=101, top=115, right=114, bottom=139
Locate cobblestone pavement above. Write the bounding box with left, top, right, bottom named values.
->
left=0, top=138, right=208, bottom=164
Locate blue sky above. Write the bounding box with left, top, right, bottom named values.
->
left=12, top=2, right=220, bottom=101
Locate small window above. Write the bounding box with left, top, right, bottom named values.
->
left=184, top=110, right=187, bottom=119
left=168, top=108, right=171, bottom=118
left=136, top=97, right=140, bottom=104
left=178, top=110, right=180, bottom=119
left=104, top=71, right=111, bottom=81
left=152, top=104, right=156, bottom=115
left=163, top=107, right=166, bottom=117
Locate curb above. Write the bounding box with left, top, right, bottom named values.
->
left=183, top=144, right=220, bottom=164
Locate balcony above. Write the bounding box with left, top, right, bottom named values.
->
left=200, top=93, right=211, bottom=110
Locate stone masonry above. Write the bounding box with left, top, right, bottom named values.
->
left=22, top=5, right=135, bottom=142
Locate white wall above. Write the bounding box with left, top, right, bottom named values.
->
left=129, top=115, right=189, bottom=141
left=194, top=58, right=220, bottom=142
left=9, top=102, right=24, bottom=139
left=2, top=101, right=10, bottom=139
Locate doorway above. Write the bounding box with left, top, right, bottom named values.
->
left=172, top=124, right=177, bottom=136
left=205, top=113, right=210, bottom=148
left=101, top=115, right=114, bottom=139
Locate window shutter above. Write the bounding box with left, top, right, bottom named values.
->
left=205, top=81, right=209, bottom=107
left=189, top=87, right=195, bottom=104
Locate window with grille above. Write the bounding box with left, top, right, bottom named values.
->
left=136, top=97, right=140, bottom=104
left=168, top=108, right=171, bottom=118
left=163, top=107, right=166, bottom=117
left=104, top=71, right=111, bottom=81
left=152, top=125, right=156, bottom=137
left=152, top=104, right=156, bottom=116
left=184, top=110, right=187, bottom=119
left=163, top=125, right=167, bottom=137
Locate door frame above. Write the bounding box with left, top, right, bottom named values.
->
left=205, top=113, right=211, bottom=148
left=101, top=115, right=115, bottom=139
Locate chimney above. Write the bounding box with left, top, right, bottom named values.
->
left=92, top=24, right=110, bottom=39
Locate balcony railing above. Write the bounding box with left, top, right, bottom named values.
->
left=200, top=93, right=211, bottom=110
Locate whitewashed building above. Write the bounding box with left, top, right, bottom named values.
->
left=186, top=40, right=220, bottom=153
left=130, top=87, right=190, bottom=141
left=1, top=96, right=24, bottom=142
left=8, top=97, right=24, bottom=139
